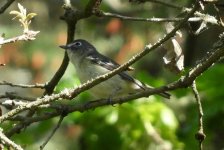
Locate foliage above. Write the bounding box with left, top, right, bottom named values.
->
left=10, top=3, right=37, bottom=33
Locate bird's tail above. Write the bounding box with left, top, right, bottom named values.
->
left=132, top=79, right=170, bottom=99
left=157, top=91, right=170, bottom=99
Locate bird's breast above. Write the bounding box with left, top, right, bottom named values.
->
left=69, top=55, right=139, bottom=98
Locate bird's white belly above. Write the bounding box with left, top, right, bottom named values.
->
left=76, top=63, right=132, bottom=98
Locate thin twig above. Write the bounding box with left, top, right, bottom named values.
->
left=96, top=11, right=215, bottom=23
left=0, top=31, right=39, bottom=45
left=0, top=128, right=23, bottom=150
left=39, top=115, right=64, bottom=150
left=0, top=81, right=46, bottom=89
left=192, top=81, right=206, bottom=150
left=0, top=0, right=15, bottom=14
left=0, top=81, right=45, bottom=89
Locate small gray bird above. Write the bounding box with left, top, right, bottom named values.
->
left=60, top=39, right=170, bottom=99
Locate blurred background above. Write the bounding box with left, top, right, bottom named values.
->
left=0, top=0, right=224, bottom=150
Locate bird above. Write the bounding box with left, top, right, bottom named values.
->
left=59, top=39, right=170, bottom=99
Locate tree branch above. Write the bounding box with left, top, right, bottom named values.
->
left=43, top=7, right=74, bottom=95
left=0, top=128, right=23, bottom=150
left=0, top=81, right=45, bottom=89
left=192, top=81, right=206, bottom=150
left=39, top=115, right=64, bottom=150
left=96, top=11, right=218, bottom=24
left=44, top=0, right=102, bottom=95
left=0, top=0, right=15, bottom=14
left=0, top=31, right=39, bottom=46
left=0, top=99, right=28, bottom=110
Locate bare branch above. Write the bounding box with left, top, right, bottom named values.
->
left=0, top=81, right=44, bottom=89
left=0, top=128, right=23, bottom=150
left=39, top=115, right=64, bottom=150
left=43, top=15, right=72, bottom=95
left=192, top=81, right=206, bottom=150
left=0, top=100, right=28, bottom=110
left=96, top=11, right=215, bottom=23
left=0, top=0, right=15, bottom=14
left=0, top=81, right=45, bottom=89
left=0, top=31, right=39, bottom=45
left=44, top=0, right=102, bottom=95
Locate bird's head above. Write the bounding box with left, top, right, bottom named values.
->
left=59, top=39, right=97, bottom=57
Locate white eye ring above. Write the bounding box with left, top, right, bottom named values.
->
left=74, top=42, right=82, bottom=46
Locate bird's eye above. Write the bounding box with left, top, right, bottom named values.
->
left=74, top=42, right=82, bottom=46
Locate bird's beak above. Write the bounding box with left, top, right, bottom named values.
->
left=59, top=45, right=69, bottom=50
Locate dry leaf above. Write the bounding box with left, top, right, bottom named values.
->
left=163, top=23, right=184, bottom=74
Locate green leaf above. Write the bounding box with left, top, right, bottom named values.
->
left=9, top=3, right=38, bottom=32
left=26, top=13, right=37, bottom=22
left=18, top=3, right=26, bottom=16
left=9, top=10, right=23, bottom=19
left=9, top=10, right=20, bottom=15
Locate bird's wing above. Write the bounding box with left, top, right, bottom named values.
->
left=86, top=53, right=145, bottom=90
